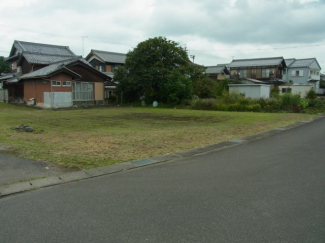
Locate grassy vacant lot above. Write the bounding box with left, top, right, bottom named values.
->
left=0, top=103, right=315, bottom=169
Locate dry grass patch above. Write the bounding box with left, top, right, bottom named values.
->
left=0, top=103, right=315, bottom=169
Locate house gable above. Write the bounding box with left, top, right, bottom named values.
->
left=309, top=59, right=321, bottom=70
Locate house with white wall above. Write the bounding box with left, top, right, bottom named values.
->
left=283, top=58, right=321, bottom=94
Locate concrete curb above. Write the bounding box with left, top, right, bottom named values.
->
left=1, top=114, right=324, bottom=198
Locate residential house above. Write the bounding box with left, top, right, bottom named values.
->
left=86, top=50, right=126, bottom=99
left=282, top=58, right=321, bottom=94
left=205, top=64, right=230, bottom=80
left=1, top=40, right=108, bottom=107
left=229, top=57, right=287, bottom=84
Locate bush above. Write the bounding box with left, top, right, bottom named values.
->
left=271, top=86, right=280, bottom=98
left=279, top=94, right=301, bottom=112
left=108, top=94, right=117, bottom=102
left=190, top=98, right=215, bottom=110
left=306, top=88, right=317, bottom=100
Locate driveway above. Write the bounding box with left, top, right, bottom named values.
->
left=0, top=152, right=71, bottom=186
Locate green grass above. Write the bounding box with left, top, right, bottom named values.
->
left=0, top=102, right=315, bottom=169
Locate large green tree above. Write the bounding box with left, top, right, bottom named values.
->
left=0, top=56, right=10, bottom=74
left=115, top=36, right=204, bottom=104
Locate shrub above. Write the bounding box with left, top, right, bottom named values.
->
left=271, top=86, right=280, bottom=98
left=306, top=88, right=317, bottom=100
left=222, top=91, right=244, bottom=104
left=280, top=93, right=301, bottom=108
left=108, top=94, right=117, bottom=102
left=190, top=98, right=215, bottom=110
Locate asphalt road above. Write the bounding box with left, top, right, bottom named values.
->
left=0, top=117, right=324, bottom=243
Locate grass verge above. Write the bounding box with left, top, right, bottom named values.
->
left=0, top=103, right=316, bottom=169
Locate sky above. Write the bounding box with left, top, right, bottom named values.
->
left=1, top=0, right=325, bottom=71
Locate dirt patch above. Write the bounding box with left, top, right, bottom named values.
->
left=0, top=144, right=12, bottom=152
left=113, top=113, right=228, bottom=123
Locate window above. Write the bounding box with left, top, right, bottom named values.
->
left=72, top=82, right=94, bottom=101
left=62, top=81, right=71, bottom=87
left=262, top=69, right=270, bottom=78
left=282, top=88, right=292, bottom=93
left=292, top=70, right=304, bottom=77
left=99, top=65, right=104, bottom=72
left=52, top=81, right=61, bottom=86
left=240, top=70, right=247, bottom=78
left=11, top=62, right=17, bottom=71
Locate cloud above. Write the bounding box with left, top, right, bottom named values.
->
left=0, top=0, right=325, bottom=69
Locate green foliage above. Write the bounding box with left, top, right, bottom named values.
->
left=191, top=67, right=219, bottom=98
left=270, top=86, right=280, bottom=98
left=0, top=56, right=10, bottom=74
left=306, top=88, right=317, bottom=100
left=299, top=99, right=309, bottom=108
left=216, top=79, right=231, bottom=96
left=160, top=70, right=193, bottom=104
left=108, top=94, right=117, bottom=103
left=280, top=93, right=300, bottom=107
left=115, top=36, right=196, bottom=104
left=190, top=97, right=215, bottom=110
left=220, top=91, right=244, bottom=104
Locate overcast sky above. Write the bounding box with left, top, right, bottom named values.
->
left=1, top=0, right=325, bottom=70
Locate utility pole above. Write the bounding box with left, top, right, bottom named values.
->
left=190, top=55, right=195, bottom=63
left=81, top=36, right=88, bottom=57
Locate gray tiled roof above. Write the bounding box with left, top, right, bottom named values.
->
left=14, top=40, right=75, bottom=56
left=217, top=63, right=230, bottom=67
left=285, top=59, right=296, bottom=67
left=229, top=57, right=284, bottom=68
left=22, top=52, right=78, bottom=65
left=19, top=57, right=87, bottom=79
left=0, top=72, right=16, bottom=80
left=89, top=50, right=126, bottom=64
left=205, top=66, right=225, bottom=74
left=288, top=58, right=316, bottom=68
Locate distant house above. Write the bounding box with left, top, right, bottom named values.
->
left=85, top=49, right=126, bottom=98
left=205, top=64, right=230, bottom=80
left=229, top=57, right=286, bottom=83
left=283, top=58, right=321, bottom=94
left=228, top=84, right=270, bottom=99
left=1, top=40, right=108, bottom=107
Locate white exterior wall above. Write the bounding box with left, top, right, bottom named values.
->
left=229, top=84, right=270, bottom=99
left=279, top=85, right=312, bottom=98
left=44, top=92, right=73, bottom=108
